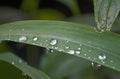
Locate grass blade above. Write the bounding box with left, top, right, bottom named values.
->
left=0, top=52, right=50, bottom=79
left=0, top=20, right=120, bottom=72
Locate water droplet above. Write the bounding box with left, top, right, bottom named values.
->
left=33, top=37, right=38, bottom=41
left=98, top=54, right=106, bottom=63
left=66, top=41, right=69, bottom=43
left=65, top=46, right=69, bottom=49
left=75, top=50, right=80, bottom=55
left=9, top=29, right=12, bottom=31
left=50, top=49, right=54, bottom=53
left=18, top=59, right=22, bottom=63
left=67, top=50, right=75, bottom=55
left=84, top=54, right=87, bottom=56
left=55, top=47, right=58, bottom=49
left=91, top=62, right=101, bottom=69
left=80, top=44, right=82, bottom=46
left=110, top=60, right=113, bottom=63
left=78, top=48, right=81, bottom=50
left=88, top=50, right=91, bottom=52
left=11, top=62, right=15, bottom=65
left=22, top=72, right=27, bottom=76
left=19, top=36, right=27, bottom=42
left=50, top=39, right=57, bottom=45
left=88, top=57, right=91, bottom=59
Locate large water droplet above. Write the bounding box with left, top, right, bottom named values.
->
left=19, top=36, right=27, bottom=42
left=98, top=54, right=106, bottom=63
left=67, top=50, right=75, bottom=55
left=91, top=62, right=101, bottom=69
left=50, top=39, right=57, bottom=45
left=33, top=37, right=38, bottom=41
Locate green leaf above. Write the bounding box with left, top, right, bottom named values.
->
left=93, top=0, right=120, bottom=31
left=0, top=20, right=120, bottom=72
left=41, top=51, right=90, bottom=79
left=0, top=52, right=50, bottom=79
left=57, top=0, right=80, bottom=16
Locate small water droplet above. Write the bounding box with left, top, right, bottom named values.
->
left=88, top=57, right=91, bottom=59
left=80, top=44, right=82, bottom=46
left=18, top=59, right=22, bottom=63
left=65, top=46, right=69, bottom=49
left=88, top=50, right=91, bottom=52
left=11, top=62, right=15, bottom=65
left=19, top=36, right=27, bottom=42
left=75, top=50, right=80, bottom=55
left=66, top=41, right=69, bottom=43
left=78, top=48, right=81, bottom=50
left=91, top=62, right=101, bottom=69
left=98, top=54, right=106, bottom=63
left=50, top=39, right=57, bottom=45
left=55, top=47, right=58, bottom=49
left=110, top=60, right=113, bottom=63
left=50, top=49, right=54, bottom=53
left=84, top=54, right=87, bottom=56
left=22, top=72, right=27, bottom=76
left=67, top=50, right=75, bottom=55
left=33, top=37, right=38, bottom=41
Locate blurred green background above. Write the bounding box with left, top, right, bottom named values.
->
left=0, top=0, right=120, bottom=79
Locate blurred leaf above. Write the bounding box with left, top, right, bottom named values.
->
left=0, top=52, right=50, bottom=79
left=34, top=9, right=66, bottom=20
left=41, top=51, right=90, bottom=79
left=21, top=0, right=40, bottom=12
left=57, top=0, right=80, bottom=16
left=67, top=14, right=120, bottom=33
left=94, top=0, right=120, bottom=31
left=0, top=20, right=120, bottom=72
left=0, top=60, right=28, bottom=79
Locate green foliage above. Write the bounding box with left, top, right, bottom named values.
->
left=0, top=0, right=120, bottom=79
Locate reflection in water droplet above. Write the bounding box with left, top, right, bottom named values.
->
left=98, top=54, right=106, bottom=63
left=19, top=36, right=27, bottom=42
left=33, top=37, right=38, bottom=41
left=91, top=62, right=101, bottom=69
left=50, top=39, right=57, bottom=45
left=67, top=50, right=75, bottom=55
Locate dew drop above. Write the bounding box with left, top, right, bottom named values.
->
left=66, top=41, right=69, bottom=43
left=19, top=36, right=27, bottom=42
left=88, top=57, right=91, bottom=59
left=11, top=62, right=15, bottom=65
left=110, top=60, right=113, bottom=63
left=98, top=54, right=106, bottom=63
left=88, top=50, right=91, bottom=52
left=65, top=46, right=69, bottom=49
left=91, top=62, right=101, bottom=69
left=18, top=59, right=22, bottom=63
left=78, top=48, right=81, bottom=50
left=75, top=50, right=80, bottom=55
left=67, top=50, right=75, bottom=55
left=84, top=54, right=87, bottom=56
left=33, top=37, right=38, bottom=41
left=50, top=39, right=57, bottom=45
left=22, top=72, right=27, bottom=76
left=80, top=44, right=82, bottom=46
left=50, top=49, right=54, bottom=53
